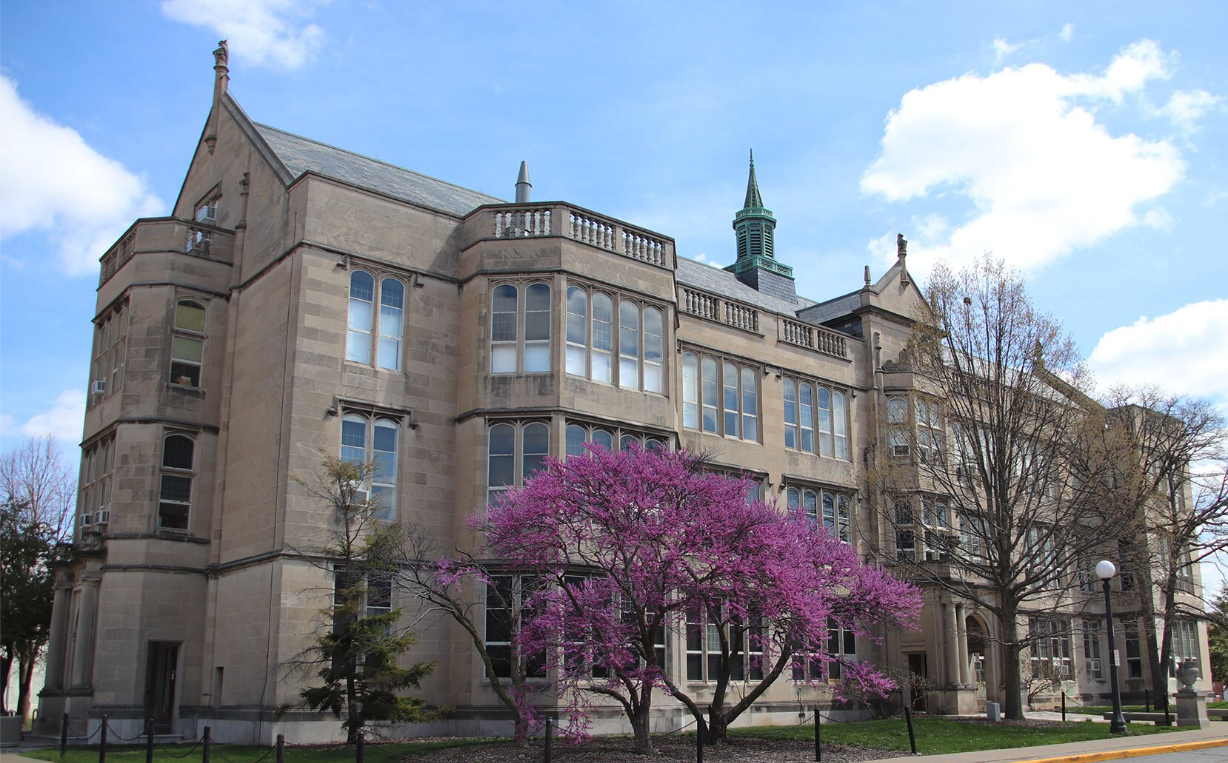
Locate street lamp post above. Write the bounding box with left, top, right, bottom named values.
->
left=1096, top=560, right=1128, bottom=735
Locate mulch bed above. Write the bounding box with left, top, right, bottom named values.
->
left=389, top=736, right=904, bottom=761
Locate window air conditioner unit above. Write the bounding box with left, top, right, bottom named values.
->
left=91, top=380, right=106, bottom=394
left=196, top=206, right=216, bottom=224
left=95, top=509, right=111, bottom=525
left=352, top=489, right=370, bottom=505
left=80, top=513, right=93, bottom=527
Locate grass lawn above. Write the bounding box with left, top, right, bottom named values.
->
left=732, top=716, right=1191, bottom=755
left=21, top=738, right=501, bottom=763
left=1063, top=704, right=1153, bottom=716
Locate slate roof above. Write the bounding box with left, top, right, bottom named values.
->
left=676, top=256, right=817, bottom=317
left=253, top=123, right=506, bottom=217
left=797, top=291, right=862, bottom=324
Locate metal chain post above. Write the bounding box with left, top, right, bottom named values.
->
left=203, top=726, right=211, bottom=763
left=61, top=713, right=69, bottom=757
left=696, top=721, right=703, bottom=763
left=903, top=706, right=917, bottom=755
left=146, top=719, right=155, bottom=763
left=1061, top=691, right=1066, bottom=722
left=99, top=715, right=108, bottom=763
left=814, top=708, right=821, bottom=762
left=355, top=730, right=364, bottom=763
left=543, top=717, right=553, bottom=763
left=276, top=733, right=284, bottom=763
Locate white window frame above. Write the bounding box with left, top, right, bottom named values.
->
left=682, top=351, right=758, bottom=441
left=340, top=413, right=399, bottom=520
left=170, top=299, right=206, bottom=388
left=566, top=285, right=664, bottom=392
left=784, top=377, right=849, bottom=459
left=487, top=421, right=551, bottom=503
left=347, top=270, right=407, bottom=371
left=158, top=433, right=195, bottom=531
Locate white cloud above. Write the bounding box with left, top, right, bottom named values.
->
left=992, top=38, right=1021, bottom=63
left=1060, top=24, right=1074, bottom=43
left=18, top=389, right=86, bottom=443
left=1088, top=299, right=1228, bottom=401
left=1157, top=89, right=1223, bottom=134
left=0, top=76, right=163, bottom=276
left=861, top=40, right=1185, bottom=278
left=1141, top=207, right=1172, bottom=231
left=162, top=0, right=328, bottom=71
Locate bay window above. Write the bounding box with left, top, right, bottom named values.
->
left=566, top=285, right=665, bottom=392
left=783, top=377, right=849, bottom=459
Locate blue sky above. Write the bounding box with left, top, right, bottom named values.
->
left=2, top=2, right=1226, bottom=538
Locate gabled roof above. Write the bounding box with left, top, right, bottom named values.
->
left=676, top=257, right=816, bottom=316
left=252, top=123, right=506, bottom=217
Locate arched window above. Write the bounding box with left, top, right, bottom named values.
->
left=347, top=271, right=409, bottom=370
left=722, top=361, right=740, bottom=437
left=644, top=308, right=664, bottom=393
left=524, top=283, right=551, bottom=373
left=347, top=271, right=375, bottom=364
left=701, top=357, right=719, bottom=433
left=159, top=434, right=195, bottom=530
left=682, top=353, right=699, bottom=429
left=377, top=278, right=404, bottom=371
left=490, top=285, right=518, bottom=374
left=818, top=387, right=833, bottom=457
left=619, top=302, right=640, bottom=390
left=591, top=292, right=614, bottom=383
left=833, top=391, right=848, bottom=459
left=487, top=423, right=515, bottom=502
left=591, top=429, right=614, bottom=452
left=783, top=379, right=797, bottom=449
left=741, top=367, right=758, bottom=441
left=566, top=287, right=588, bottom=376
left=522, top=422, right=549, bottom=479
left=683, top=354, right=758, bottom=441
left=620, top=434, right=641, bottom=451
left=565, top=424, right=587, bottom=458
left=171, top=300, right=206, bottom=387
left=341, top=415, right=398, bottom=519
left=487, top=422, right=551, bottom=502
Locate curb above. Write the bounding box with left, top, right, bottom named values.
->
left=1005, top=736, right=1228, bottom=763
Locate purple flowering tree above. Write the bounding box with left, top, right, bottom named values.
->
left=479, top=446, right=920, bottom=754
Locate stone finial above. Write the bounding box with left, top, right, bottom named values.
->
left=897, top=233, right=907, bottom=259
left=864, top=265, right=871, bottom=287
left=213, top=40, right=229, bottom=67
left=515, top=161, right=532, bottom=203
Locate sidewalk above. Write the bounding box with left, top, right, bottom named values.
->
left=862, top=722, right=1228, bottom=763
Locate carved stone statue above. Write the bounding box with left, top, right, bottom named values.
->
left=214, top=40, right=229, bottom=67
left=897, top=233, right=908, bottom=258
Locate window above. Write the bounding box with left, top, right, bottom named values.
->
left=487, top=421, right=550, bottom=503
left=782, top=378, right=849, bottom=458
left=491, top=282, right=552, bottom=375
left=348, top=271, right=407, bottom=371
left=786, top=486, right=852, bottom=542
left=566, top=286, right=663, bottom=391
left=565, top=423, right=666, bottom=458
left=195, top=191, right=220, bottom=224
left=170, top=300, right=205, bottom=387
left=90, top=301, right=128, bottom=403
left=681, top=352, right=758, bottom=441
left=1028, top=618, right=1072, bottom=679
left=1171, top=620, right=1200, bottom=673
left=485, top=575, right=546, bottom=679
left=888, top=397, right=909, bottom=457
left=159, top=434, right=195, bottom=530
left=79, top=435, right=116, bottom=529
left=1124, top=621, right=1143, bottom=678
left=1082, top=619, right=1103, bottom=679
left=959, top=511, right=986, bottom=564
left=685, top=602, right=763, bottom=682
left=896, top=529, right=916, bottom=561
left=340, top=414, right=399, bottom=520
left=792, top=619, right=856, bottom=681
left=915, top=399, right=944, bottom=464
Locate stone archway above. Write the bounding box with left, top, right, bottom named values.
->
left=966, top=616, right=989, bottom=711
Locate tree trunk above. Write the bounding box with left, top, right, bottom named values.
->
left=17, top=651, right=37, bottom=726
left=1001, top=612, right=1024, bottom=720
left=705, top=705, right=729, bottom=743
left=629, top=701, right=654, bottom=755
left=0, top=648, right=12, bottom=714
left=346, top=658, right=359, bottom=744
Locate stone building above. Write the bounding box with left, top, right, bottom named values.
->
left=37, top=47, right=1211, bottom=743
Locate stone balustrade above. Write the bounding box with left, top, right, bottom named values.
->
left=470, top=203, right=673, bottom=269
left=98, top=218, right=234, bottom=288
left=680, top=287, right=760, bottom=334
left=781, top=318, right=849, bottom=359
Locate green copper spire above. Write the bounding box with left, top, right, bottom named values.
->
left=727, top=150, right=792, bottom=279
left=744, top=149, right=764, bottom=209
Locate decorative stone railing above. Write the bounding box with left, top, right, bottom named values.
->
left=681, top=287, right=760, bottom=333
left=98, top=218, right=234, bottom=288
left=780, top=318, right=848, bottom=359
left=469, top=203, right=673, bottom=269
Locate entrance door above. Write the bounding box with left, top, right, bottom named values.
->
left=967, top=619, right=987, bottom=711
left=145, top=642, right=179, bottom=730
left=907, top=653, right=927, bottom=711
